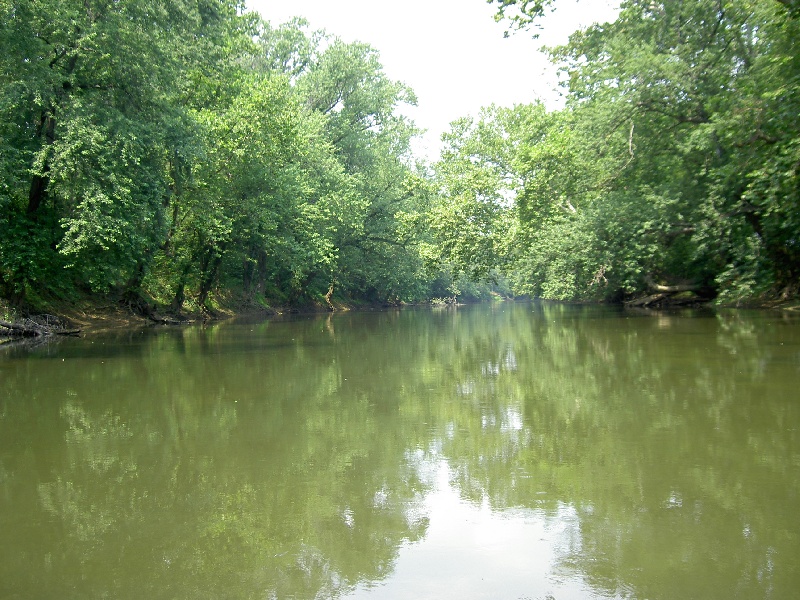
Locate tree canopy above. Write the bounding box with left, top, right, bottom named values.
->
left=438, top=0, right=800, bottom=304
left=1, top=0, right=797, bottom=313
left=0, top=1, right=441, bottom=313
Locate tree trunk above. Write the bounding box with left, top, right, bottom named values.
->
left=171, top=261, right=193, bottom=313
left=198, top=249, right=224, bottom=311
left=27, top=114, right=56, bottom=216
left=325, top=279, right=335, bottom=310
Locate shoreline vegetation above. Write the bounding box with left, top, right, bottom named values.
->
left=2, top=292, right=798, bottom=343
left=2, top=1, right=798, bottom=323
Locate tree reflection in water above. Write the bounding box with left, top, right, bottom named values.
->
left=1, top=304, right=798, bottom=599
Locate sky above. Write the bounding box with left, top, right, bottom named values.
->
left=246, top=0, right=619, bottom=159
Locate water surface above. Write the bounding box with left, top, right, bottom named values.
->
left=1, top=303, right=798, bottom=599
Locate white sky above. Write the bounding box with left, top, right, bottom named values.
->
left=246, top=0, right=619, bottom=159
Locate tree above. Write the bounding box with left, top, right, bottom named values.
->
left=289, top=32, right=431, bottom=304
left=466, top=0, right=800, bottom=303
left=0, top=0, right=254, bottom=301
left=431, top=107, right=519, bottom=284
left=489, top=0, right=800, bottom=29
left=487, top=0, right=559, bottom=34
left=549, top=0, right=800, bottom=300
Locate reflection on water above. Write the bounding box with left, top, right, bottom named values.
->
left=1, top=304, right=799, bottom=599
left=347, top=459, right=596, bottom=600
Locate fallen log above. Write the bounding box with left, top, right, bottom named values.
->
left=624, top=293, right=668, bottom=307
left=149, top=313, right=189, bottom=325
left=0, top=319, right=39, bottom=337
left=0, top=316, right=80, bottom=337
left=644, top=276, right=701, bottom=294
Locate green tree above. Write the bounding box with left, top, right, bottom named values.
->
left=431, top=106, right=520, bottom=286
left=290, top=32, right=431, bottom=304
left=553, top=0, right=800, bottom=300
left=164, top=73, right=336, bottom=312
left=0, top=0, right=254, bottom=301
left=471, top=0, right=800, bottom=303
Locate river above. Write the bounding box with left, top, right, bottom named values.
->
left=1, top=302, right=798, bottom=599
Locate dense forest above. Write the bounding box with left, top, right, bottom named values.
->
left=1, top=0, right=798, bottom=317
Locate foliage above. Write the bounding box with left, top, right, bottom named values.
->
left=2, top=0, right=797, bottom=310
left=433, top=0, right=800, bottom=304
left=431, top=106, right=520, bottom=285
left=0, top=2, right=438, bottom=311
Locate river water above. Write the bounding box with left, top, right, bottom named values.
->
left=1, top=303, right=798, bottom=599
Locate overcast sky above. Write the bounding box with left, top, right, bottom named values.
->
left=246, top=0, right=619, bottom=159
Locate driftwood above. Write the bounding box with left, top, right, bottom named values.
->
left=624, top=275, right=713, bottom=308
left=0, top=315, right=80, bottom=337
left=625, top=293, right=669, bottom=308
left=149, top=312, right=190, bottom=325
left=644, top=275, right=701, bottom=294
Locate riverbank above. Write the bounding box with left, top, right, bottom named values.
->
left=0, top=292, right=405, bottom=335
left=2, top=291, right=798, bottom=338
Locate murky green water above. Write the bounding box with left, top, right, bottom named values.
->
left=1, top=303, right=799, bottom=599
